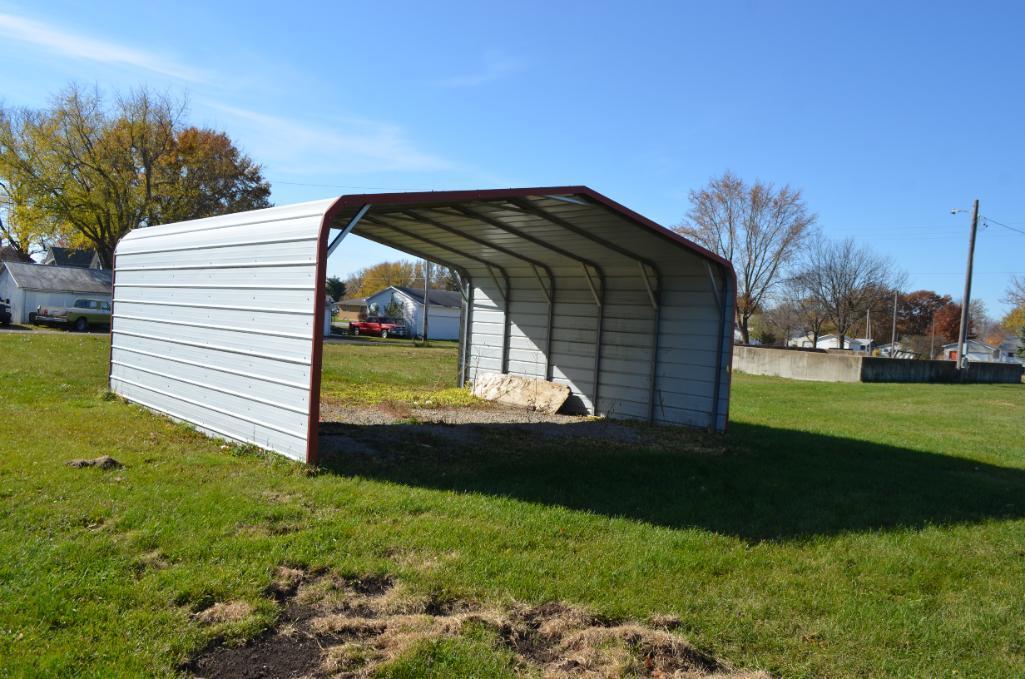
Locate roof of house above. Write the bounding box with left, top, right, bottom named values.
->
left=337, top=296, right=368, bottom=307
left=940, top=339, right=996, bottom=351
left=796, top=333, right=872, bottom=344
left=391, top=286, right=462, bottom=308
left=1, top=262, right=112, bottom=294
left=0, top=246, right=33, bottom=263
left=44, top=247, right=97, bottom=268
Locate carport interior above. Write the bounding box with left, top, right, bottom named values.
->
left=316, top=188, right=734, bottom=457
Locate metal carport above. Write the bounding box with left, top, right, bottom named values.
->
left=109, top=186, right=736, bottom=464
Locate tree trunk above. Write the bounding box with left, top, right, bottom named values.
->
left=96, top=242, right=115, bottom=269
left=738, top=314, right=750, bottom=345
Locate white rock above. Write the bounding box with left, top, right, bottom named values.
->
left=471, top=372, right=571, bottom=415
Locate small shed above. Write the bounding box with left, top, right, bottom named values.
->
left=335, top=296, right=368, bottom=322
left=366, top=286, right=462, bottom=340
left=0, top=262, right=112, bottom=324
left=109, top=187, right=736, bottom=463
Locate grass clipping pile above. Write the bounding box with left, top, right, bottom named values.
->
left=188, top=568, right=767, bottom=678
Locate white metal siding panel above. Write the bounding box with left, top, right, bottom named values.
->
left=110, top=199, right=335, bottom=462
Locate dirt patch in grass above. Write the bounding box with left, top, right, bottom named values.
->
left=318, top=401, right=722, bottom=460
left=187, top=571, right=766, bottom=678
left=67, top=455, right=123, bottom=469
left=134, top=550, right=170, bottom=572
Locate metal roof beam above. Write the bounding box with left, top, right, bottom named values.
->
left=327, top=204, right=370, bottom=257
left=353, top=225, right=471, bottom=283
left=443, top=204, right=605, bottom=278
left=403, top=208, right=555, bottom=300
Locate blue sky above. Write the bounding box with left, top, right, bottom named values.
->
left=2, top=1, right=1023, bottom=314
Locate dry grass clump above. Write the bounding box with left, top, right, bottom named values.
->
left=189, top=570, right=768, bottom=678
left=194, top=600, right=253, bottom=625
left=306, top=573, right=763, bottom=678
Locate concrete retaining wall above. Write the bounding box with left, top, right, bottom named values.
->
left=733, top=346, right=1024, bottom=384
left=732, top=346, right=862, bottom=382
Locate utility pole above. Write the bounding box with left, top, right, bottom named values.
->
left=956, top=199, right=980, bottom=369
left=930, top=315, right=936, bottom=358
left=421, top=259, right=431, bottom=346
left=890, top=290, right=898, bottom=357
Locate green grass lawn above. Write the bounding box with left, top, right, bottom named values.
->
left=2, top=333, right=1025, bottom=677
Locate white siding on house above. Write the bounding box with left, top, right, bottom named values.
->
left=0, top=270, right=25, bottom=323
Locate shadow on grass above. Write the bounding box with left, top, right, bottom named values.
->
left=318, top=420, right=1025, bottom=542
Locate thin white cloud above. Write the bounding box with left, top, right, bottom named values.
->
left=437, top=52, right=524, bottom=88
left=205, top=103, right=452, bottom=175
left=0, top=12, right=205, bottom=82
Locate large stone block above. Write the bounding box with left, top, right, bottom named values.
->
left=471, top=373, right=571, bottom=414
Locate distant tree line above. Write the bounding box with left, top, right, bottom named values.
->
left=676, top=171, right=1023, bottom=357
left=341, top=259, right=460, bottom=299
left=0, top=85, right=270, bottom=267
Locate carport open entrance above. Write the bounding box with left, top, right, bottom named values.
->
left=110, top=187, right=734, bottom=465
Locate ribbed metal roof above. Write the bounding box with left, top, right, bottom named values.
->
left=2, top=262, right=112, bottom=294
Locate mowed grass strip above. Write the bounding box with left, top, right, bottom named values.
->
left=1, top=333, right=1024, bottom=677
left=320, top=340, right=478, bottom=407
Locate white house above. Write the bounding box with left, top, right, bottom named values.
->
left=0, top=262, right=112, bottom=324
left=940, top=339, right=1022, bottom=364
left=365, top=286, right=462, bottom=340
left=788, top=333, right=873, bottom=353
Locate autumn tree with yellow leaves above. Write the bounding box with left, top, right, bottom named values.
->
left=0, top=85, right=270, bottom=267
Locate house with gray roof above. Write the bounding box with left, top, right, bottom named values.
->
left=365, top=285, right=463, bottom=340
left=41, top=246, right=103, bottom=269
left=0, top=261, right=112, bottom=324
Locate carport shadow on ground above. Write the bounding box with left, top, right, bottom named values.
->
left=317, top=420, right=1025, bottom=542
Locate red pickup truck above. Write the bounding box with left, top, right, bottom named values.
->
left=348, top=316, right=408, bottom=338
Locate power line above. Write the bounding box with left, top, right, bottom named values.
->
left=271, top=180, right=427, bottom=191
left=982, top=216, right=1025, bottom=237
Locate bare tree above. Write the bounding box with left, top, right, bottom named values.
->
left=770, top=278, right=831, bottom=347
left=796, top=238, right=905, bottom=349
left=676, top=171, right=815, bottom=344
left=761, top=299, right=804, bottom=347
left=1005, top=275, right=1025, bottom=308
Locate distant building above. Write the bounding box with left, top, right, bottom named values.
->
left=41, top=247, right=103, bottom=269
left=335, top=296, right=368, bottom=322
left=941, top=339, right=1023, bottom=364
left=788, top=333, right=873, bottom=353
left=365, top=286, right=462, bottom=340
left=875, top=341, right=918, bottom=359
left=323, top=296, right=338, bottom=337
left=0, top=261, right=112, bottom=324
